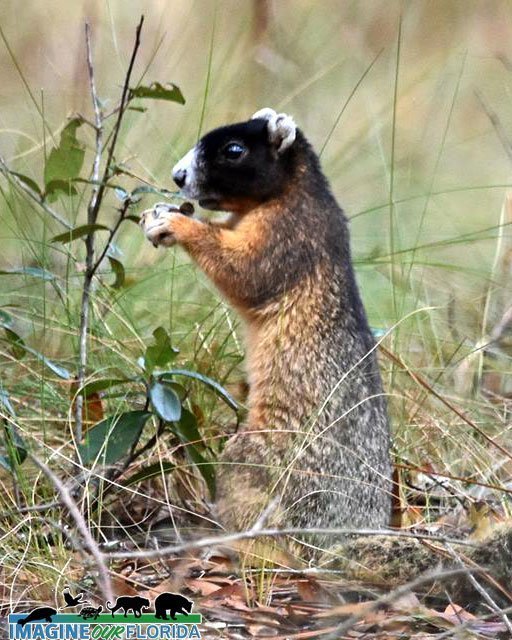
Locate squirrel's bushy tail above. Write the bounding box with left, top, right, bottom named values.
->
left=325, top=526, right=512, bottom=605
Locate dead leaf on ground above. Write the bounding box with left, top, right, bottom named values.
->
left=248, top=623, right=278, bottom=636
left=297, top=578, right=337, bottom=605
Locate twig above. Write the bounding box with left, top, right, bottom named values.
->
left=91, top=15, right=144, bottom=224
left=252, top=497, right=279, bottom=532
left=396, top=461, right=512, bottom=496
left=322, top=566, right=481, bottom=640
left=446, top=543, right=512, bottom=635
left=85, top=22, right=103, bottom=211
left=0, top=155, right=72, bottom=229
left=435, top=604, right=512, bottom=639
left=104, top=526, right=476, bottom=560
left=490, top=304, right=512, bottom=343
left=74, top=24, right=105, bottom=441
left=29, top=453, right=113, bottom=603
left=74, top=16, right=144, bottom=442
left=89, top=198, right=131, bottom=277
left=0, top=500, right=61, bottom=518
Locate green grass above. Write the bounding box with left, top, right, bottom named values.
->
left=0, top=0, right=511, bottom=623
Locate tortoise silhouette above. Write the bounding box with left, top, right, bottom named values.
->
left=79, top=605, right=102, bottom=620
left=17, top=607, right=57, bottom=627
left=154, top=593, right=193, bottom=620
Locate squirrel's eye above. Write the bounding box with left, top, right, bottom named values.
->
left=222, top=142, right=246, bottom=160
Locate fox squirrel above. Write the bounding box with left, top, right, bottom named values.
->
left=140, top=109, right=512, bottom=604
left=140, top=108, right=392, bottom=555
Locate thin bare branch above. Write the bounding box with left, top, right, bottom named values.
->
left=435, top=604, right=512, bottom=639
left=90, top=15, right=144, bottom=225
left=74, top=16, right=144, bottom=441
left=90, top=198, right=131, bottom=277
left=446, top=544, right=512, bottom=635
left=252, top=497, right=279, bottom=532
left=85, top=21, right=103, bottom=217
left=490, top=304, right=512, bottom=343
left=323, top=566, right=481, bottom=640
left=74, top=23, right=105, bottom=441
left=29, top=453, right=113, bottom=603
left=105, top=526, right=476, bottom=561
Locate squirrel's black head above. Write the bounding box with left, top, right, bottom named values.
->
left=172, top=108, right=302, bottom=212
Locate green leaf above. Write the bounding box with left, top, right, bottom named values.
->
left=168, top=408, right=214, bottom=497
left=149, top=381, right=182, bottom=422
left=11, top=172, right=42, bottom=196
left=78, top=410, right=152, bottom=465
left=129, top=82, right=185, bottom=104
left=44, top=118, right=85, bottom=189
left=159, top=369, right=238, bottom=412
left=171, top=407, right=202, bottom=445
left=27, top=346, right=71, bottom=379
left=3, top=327, right=26, bottom=360
left=45, top=179, right=78, bottom=202
left=51, top=224, right=110, bottom=244
left=164, top=381, right=187, bottom=400
left=72, top=177, right=126, bottom=192
left=130, top=185, right=175, bottom=198
left=122, top=460, right=175, bottom=486
left=0, top=425, right=27, bottom=471
left=144, top=327, right=179, bottom=372
left=108, top=256, right=125, bottom=289
left=80, top=378, right=130, bottom=397
left=0, top=310, right=12, bottom=326
left=0, top=388, right=15, bottom=416
left=114, top=187, right=129, bottom=202
left=0, top=267, right=56, bottom=281
left=125, top=215, right=141, bottom=225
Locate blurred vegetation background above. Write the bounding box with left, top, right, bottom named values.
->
left=1, top=0, right=512, bottom=608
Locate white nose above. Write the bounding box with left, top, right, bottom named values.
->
left=173, top=167, right=187, bottom=188
left=172, top=147, right=196, bottom=191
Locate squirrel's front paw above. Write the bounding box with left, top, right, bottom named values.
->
left=139, top=203, right=193, bottom=248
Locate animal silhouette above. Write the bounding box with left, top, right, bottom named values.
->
left=106, top=595, right=149, bottom=618
left=17, top=607, right=57, bottom=627
left=63, top=587, right=87, bottom=608
left=154, top=592, right=193, bottom=620
left=79, top=605, right=102, bottom=620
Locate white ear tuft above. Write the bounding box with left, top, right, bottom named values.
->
left=251, top=107, right=296, bottom=154
left=251, top=107, right=277, bottom=121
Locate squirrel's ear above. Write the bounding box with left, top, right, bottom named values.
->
left=252, top=107, right=296, bottom=154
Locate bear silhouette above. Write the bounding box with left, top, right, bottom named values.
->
left=106, top=595, right=149, bottom=618
left=154, top=593, right=193, bottom=620
left=17, top=607, right=57, bottom=627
